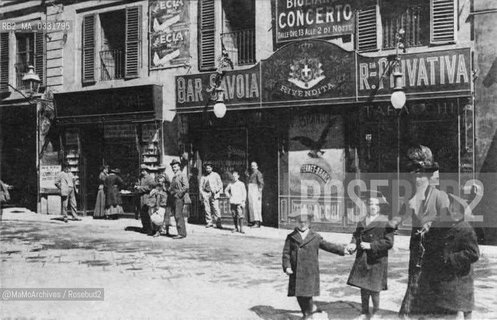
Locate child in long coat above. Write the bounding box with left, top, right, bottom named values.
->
left=282, top=211, right=346, bottom=318
left=346, top=190, right=394, bottom=320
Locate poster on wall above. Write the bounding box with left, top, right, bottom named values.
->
left=149, top=0, right=190, bottom=69
left=275, top=0, right=356, bottom=44
left=288, top=113, right=346, bottom=223
left=40, top=165, right=61, bottom=191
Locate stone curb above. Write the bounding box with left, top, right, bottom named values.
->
left=2, top=209, right=497, bottom=258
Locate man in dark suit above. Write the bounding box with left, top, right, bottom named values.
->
left=168, top=159, right=189, bottom=239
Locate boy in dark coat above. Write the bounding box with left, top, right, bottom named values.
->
left=346, top=190, right=394, bottom=320
left=282, top=211, right=346, bottom=319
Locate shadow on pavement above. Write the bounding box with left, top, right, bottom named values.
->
left=124, top=226, right=147, bottom=234
left=250, top=305, right=301, bottom=320
left=251, top=301, right=398, bottom=319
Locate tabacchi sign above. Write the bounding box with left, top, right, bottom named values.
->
left=276, top=0, right=355, bottom=43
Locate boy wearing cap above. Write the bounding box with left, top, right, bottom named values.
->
left=282, top=211, right=346, bottom=319
left=224, top=171, right=247, bottom=234
left=346, top=190, right=394, bottom=320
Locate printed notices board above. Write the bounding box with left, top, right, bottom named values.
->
left=275, top=0, right=355, bottom=44
left=149, top=0, right=190, bottom=69
left=40, top=165, right=61, bottom=191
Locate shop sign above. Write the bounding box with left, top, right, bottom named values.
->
left=261, top=40, right=356, bottom=104
left=104, top=124, right=136, bottom=139
left=40, top=165, right=61, bottom=190
left=276, top=0, right=355, bottom=43
left=149, top=0, right=190, bottom=69
left=358, top=48, right=472, bottom=99
left=176, top=65, right=261, bottom=109
left=55, top=85, right=162, bottom=120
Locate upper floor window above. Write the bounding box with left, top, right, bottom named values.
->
left=82, top=6, right=141, bottom=84
left=357, top=0, right=456, bottom=52
left=198, top=0, right=255, bottom=71
left=0, top=31, right=45, bottom=92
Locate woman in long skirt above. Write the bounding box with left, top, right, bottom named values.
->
left=104, top=168, right=125, bottom=219
left=93, top=165, right=108, bottom=219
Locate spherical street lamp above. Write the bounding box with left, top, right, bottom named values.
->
left=213, top=101, right=226, bottom=118
left=391, top=90, right=406, bottom=110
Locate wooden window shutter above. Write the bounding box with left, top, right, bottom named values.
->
left=82, top=14, right=95, bottom=83
left=34, top=32, right=45, bottom=86
left=430, top=0, right=455, bottom=44
left=357, top=5, right=378, bottom=51
left=0, top=33, right=8, bottom=91
left=198, top=0, right=215, bottom=71
left=125, top=6, right=141, bottom=79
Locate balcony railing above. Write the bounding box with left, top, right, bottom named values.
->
left=100, top=49, right=124, bottom=81
left=382, top=5, right=428, bottom=49
left=221, top=29, right=256, bottom=66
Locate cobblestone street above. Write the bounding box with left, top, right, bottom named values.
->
left=1, top=211, right=497, bottom=320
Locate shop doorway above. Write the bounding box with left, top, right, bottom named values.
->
left=249, top=126, right=278, bottom=227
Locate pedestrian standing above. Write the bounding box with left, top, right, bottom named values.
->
left=93, top=165, right=108, bottom=219
left=104, top=168, right=124, bottom=219
left=168, top=159, right=189, bottom=239
left=55, top=163, right=81, bottom=223
left=225, top=171, right=247, bottom=234
left=200, top=162, right=223, bottom=228
left=346, top=190, right=394, bottom=320
left=247, top=161, right=264, bottom=228
left=282, top=211, right=346, bottom=319
left=155, top=173, right=172, bottom=237
left=135, top=165, right=156, bottom=235
left=149, top=180, right=168, bottom=238
left=421, top=212, right=479, bottom=320
left=393, top=145, right=451, bottom=317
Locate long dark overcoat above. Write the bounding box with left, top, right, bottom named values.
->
left=104, top=173, right=124, bottom=207
left=282, top=229, right=344, bottom=297
left=347, top=215, right=394, bottom=292
left=420, top=220, right=479, bottom=313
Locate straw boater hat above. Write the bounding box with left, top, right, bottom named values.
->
left=406, top=145, right=439, bottom=173
left=170, top=159, right=181, bottom=167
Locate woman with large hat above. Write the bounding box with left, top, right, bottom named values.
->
left=395, top=145, right=450, bottom=317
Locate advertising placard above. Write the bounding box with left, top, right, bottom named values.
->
left=149, top=0, right=190, bottom=69
left=275, top=0, right=355, bottom=44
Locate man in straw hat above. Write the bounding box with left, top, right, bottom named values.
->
left=55, top=162, right=81, bottom=222
left=168, top=159, right=189, bottom=239
left=135, top=164, right=156, bottom=235
left=282, top=210, right=347, bottom=319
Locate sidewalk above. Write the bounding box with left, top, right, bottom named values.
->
left=2, top=207, right=497, bottom=257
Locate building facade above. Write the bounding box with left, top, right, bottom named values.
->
left=175, top=0, right=497, bottom=239
left=1, top=0, right=497, bottom=243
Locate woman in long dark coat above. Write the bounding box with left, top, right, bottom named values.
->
left=93, top=165, right=108, bottom=219
left=282, top=212, right=345, bottom=318
left=393, top=145, right=451, bottom=317
left=346, top=191, right=394, bottom=319
left=104, top=168, right=124, bottom=219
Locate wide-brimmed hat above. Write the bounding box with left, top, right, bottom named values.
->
left=406, top=145, right=439, bottom=173
left=359, top=190, right=389, bottom=205
left=170, top=159, right=181, bottom=167
left=288, top=210, right=314, bottom=222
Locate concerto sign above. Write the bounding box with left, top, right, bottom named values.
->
left=276, top=0, right=355, bottom=43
